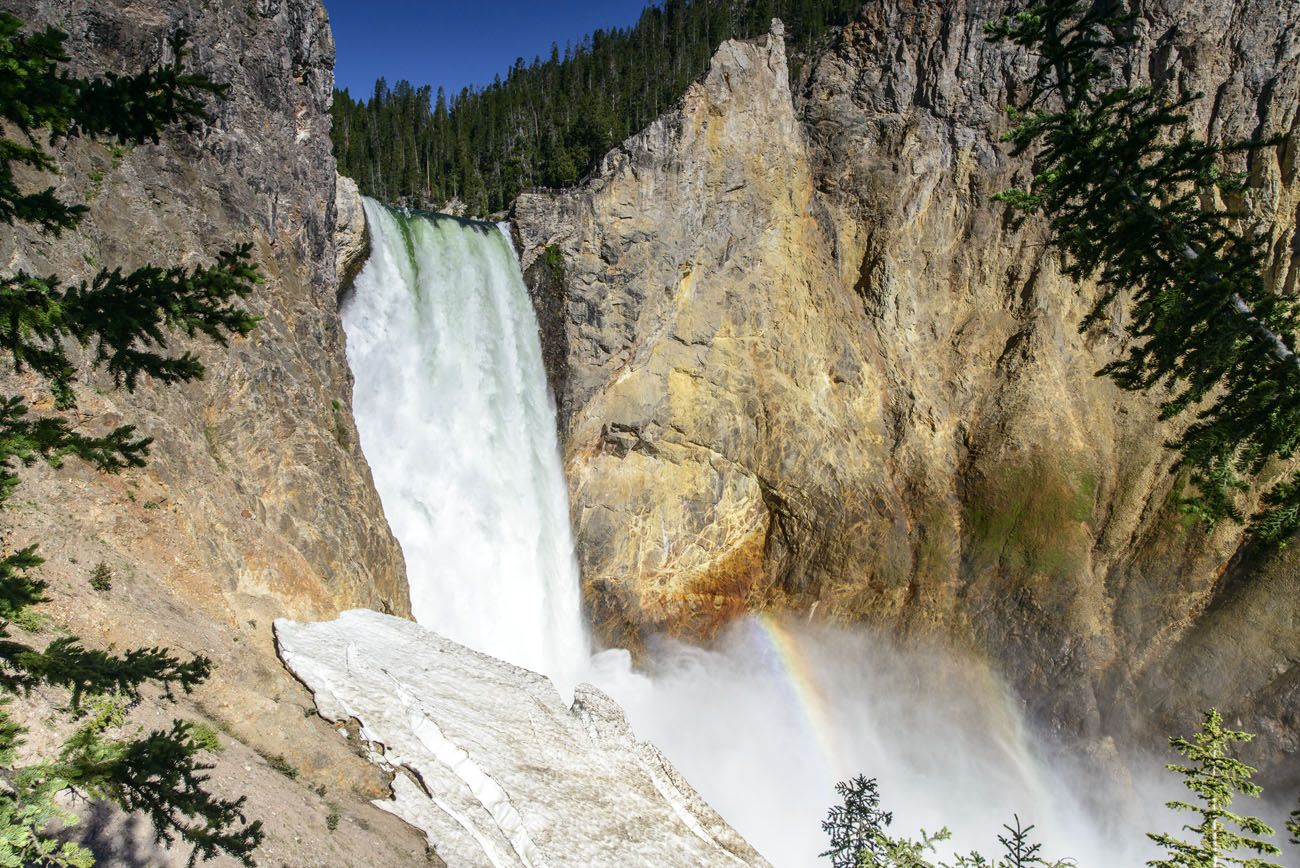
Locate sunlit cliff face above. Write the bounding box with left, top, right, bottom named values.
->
left=513, top=8, right=1300, bottom=781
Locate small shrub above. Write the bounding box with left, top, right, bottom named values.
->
left=89, top=562, right=113, bottom=592
left=267, top=754, right=299, bottom=779
left=326, top=811, right=339, bottom=832
left=12, top=608, right=51, bottom=632
left=539, top=245, right=566, bottom=300
left=87, top=167, right=105, bottom=199
left=203, top=420, right=227, bottom=468
left=330, top=399, right=350, bottom=449
left=188, top=721, right=224, bottom=753
left=542, top=244, right=563, bottom=271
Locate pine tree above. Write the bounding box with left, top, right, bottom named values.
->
left=1147, top=709, right=1281, bottom=868
left=987, top=0, right=1299, bottom=543
left=0, top=14, right=262, bottom=865
left=818, top=776, right=1067, bottom=868
left=821, top=775, right=898, bottom=867
left=994, top=817, right=1051, bottom=868
left=820, top=774, right=952, bottom=867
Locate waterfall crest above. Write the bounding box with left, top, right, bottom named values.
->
left=341, top=199, right=587, bottom=683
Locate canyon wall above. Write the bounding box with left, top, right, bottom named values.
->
left=1, top=0, right=424, bottom=862
left=514, top=2, right=1300, bottom=775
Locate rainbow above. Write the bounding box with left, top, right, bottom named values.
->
left=750, top=612, right=848, bottom=781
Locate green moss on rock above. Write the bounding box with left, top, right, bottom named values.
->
left=964, top=457, right=1097, bottom=580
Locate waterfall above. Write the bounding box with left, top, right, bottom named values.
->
left=341, top=197, right=1172, bottom=867
left=342, top=199, right=587, bottom=683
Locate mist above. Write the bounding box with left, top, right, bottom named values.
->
left=586, top=616, right=1187, bottom=867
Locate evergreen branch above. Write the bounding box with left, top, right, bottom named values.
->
left=68, top=245, right=263, bottom=391
left=0, top=137, right=83, bottom=232
left=0, top=18, right=79, bottom=137
left=0, top=394, right=152, bottom=511
left=69, top=31, right=227, bottom=145
left=2, top=763, right=96, bottom=866
left=57, top=707, right=262, bottom=867
left=0, top=244, right=261, bottom=406
left=0, top=544, right=47, bottom=626
left=0, top=15, right=226, bottom=236
left=1229, top=288, right=1296, bottom=367
left=989, top=0, right=1300, bottom=542
left=5, top=637, right=211, bottom=708
left=1101, top=162, right=1297, bottom=372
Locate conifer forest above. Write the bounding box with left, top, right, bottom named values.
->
left=330, top=0, right=861, bottom=212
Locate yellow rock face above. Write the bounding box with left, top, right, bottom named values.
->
left=521, top=26, right=907, bottom=645
left=516, top=6, right=1300, bottom=770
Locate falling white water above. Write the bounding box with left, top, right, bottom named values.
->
left=340, top=198, right=1218, bottom=868
left=342, top=199, right=587, bottom=683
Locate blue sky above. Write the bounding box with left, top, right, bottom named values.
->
left=324, top=0, right=653, bottom=98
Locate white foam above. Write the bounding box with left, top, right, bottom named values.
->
left=343, top=203, right=588, bottom=686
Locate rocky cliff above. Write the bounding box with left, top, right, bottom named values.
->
left=1, top=0, right=424, bottom=862
left=514, top=3, right=1300, bottom=777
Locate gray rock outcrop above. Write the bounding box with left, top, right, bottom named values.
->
left=276, top=610, right=771, bottom=867
left=335, top=172, right=370, bottom=294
